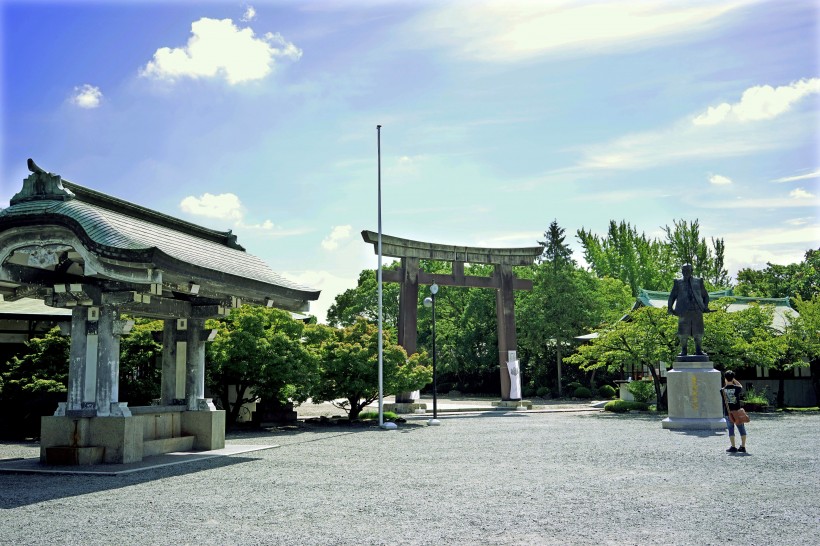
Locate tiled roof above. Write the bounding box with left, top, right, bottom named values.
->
left=1, top=175, right=318, bottom=300
left=636, top=288, right=797, bottom=332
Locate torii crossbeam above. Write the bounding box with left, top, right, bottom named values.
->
left=362, top=230, right=543, bottom=401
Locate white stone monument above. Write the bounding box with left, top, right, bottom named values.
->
left=661, top=356, right=725, bottom=430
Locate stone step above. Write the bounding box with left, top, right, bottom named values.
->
left=142, top=436, right=195, bottom=457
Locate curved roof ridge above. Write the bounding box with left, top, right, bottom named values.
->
left=61, top=180, right=245, bottom=251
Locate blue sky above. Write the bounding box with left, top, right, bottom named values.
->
left=2, top=0, right=818, bottom=322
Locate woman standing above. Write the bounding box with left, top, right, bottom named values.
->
left=721, top=370, right=747, bottom=453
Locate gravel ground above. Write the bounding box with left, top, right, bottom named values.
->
left=1, top=410, right=817, bottom=545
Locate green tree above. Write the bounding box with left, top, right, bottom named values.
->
left=119, top=318, right=163, bottom=405
left=206, top=306, right=317, bottom=425
left=577, top=220, right=675, bottom=296
left=519, top=220, right=602, bottom=396
left=735, top=249, right=820, bottom=304
left=662, top=219, right=729, bottom=288
left=565, top=306, right=678, bottom=409
left=703, top=300, right=790, bottom=371
left=326, top=265, right=401, bottom=328
left=786, top=294, right=820, bottom=402
left=1, top=327, right=69, bottom=396
left=306, top=319, right=432, bottom=420
left=418, top=262, right=501, bottom=394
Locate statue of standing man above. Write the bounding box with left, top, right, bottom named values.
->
left=667, top=264, right=709, bottom=357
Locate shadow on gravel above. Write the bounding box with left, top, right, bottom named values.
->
left=431, top=411, right=533, bottom=420
left=669, top=429, right=725, bottom=438
left=227, top=421, right=428, bottom=442
left=0, top=455, right=256, bottom=509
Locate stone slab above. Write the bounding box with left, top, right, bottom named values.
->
left=384, top=403, right=428, bottom=414
left=143, top=436, right=195, bottom=458
left=661, top=417, right=727, bottom=430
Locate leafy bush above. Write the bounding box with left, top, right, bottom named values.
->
left=573, top=386, right=593, bottom=398
left=627, top=380, right=655, bottom=404
left=358, top=411, right=398, bottom=421
left=605, top=400, right=649, bottom=413
left=598, top=384, right=617, bottom=399
left=523, top=385, right=537, bottom=398
left=536, top=386, right=551, bottom=398
left=743, top=385, right=771, bottom=405
left=566, top=381, right=582, bottom=391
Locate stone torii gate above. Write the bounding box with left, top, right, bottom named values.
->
left=362, top=231, right=543, bottom=401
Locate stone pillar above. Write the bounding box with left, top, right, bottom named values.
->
left=396, top=257, right=419, bottom=404
left=95, top=305, right=124, bottom=416
left=186, top=318, right=206, bottom=410
left=66, top=306, right=88, bottom=411
left=661, top=357, right=725, bottom=430
left=161, top=319, right=186, bottom=405
left=496, top=264, right=518, bottom=400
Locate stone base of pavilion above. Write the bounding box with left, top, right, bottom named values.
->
left=384, top=402, right=427, bottom=414
left=662, top=357, right=726, bottom=431
left=40, top=406, right=225, bottom=465
left=492, top=399, right=533, bottom=410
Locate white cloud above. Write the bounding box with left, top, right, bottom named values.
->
left=140, top=17, right=301, bottom=85
left=700, top=196, right=819, bottom=209
left=241, top=6, right=256, bottom=22
left=180, top=192, right=308, bottom=236
left=281, top=270, right=357, bottom=324
left=415, top=1, right=744, bottom=62
left=70, top=84, right=102, bottom=108
left=709, top=174, right=733, bottom=186
left=180, top=192, right=244, bottom=220
left=693, top=78, right=820, bottom=126
left=786, top=217, right=812, bottom=226
left=557, top=77, right=819, bottom=175
left=773, top=169, right=820, bottom=183
left=321, top=225, right=353, bottom=250
left=721, top=223, right=820, bottom=277
left=790, top=188, right=816, bottom=199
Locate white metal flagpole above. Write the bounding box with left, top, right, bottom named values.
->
left=377, top=125, right=384, bottom=427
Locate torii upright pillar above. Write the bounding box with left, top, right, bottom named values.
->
left=362, top=231, right=543, bottom=402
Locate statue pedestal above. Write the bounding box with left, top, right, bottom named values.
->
left=661, top=357, right=726, bottom=430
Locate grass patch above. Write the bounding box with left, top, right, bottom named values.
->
left=780, top=407, right=820, bottom=413
left=604, top=400, right=649, bottom=413
left=358, top=411, right=399, bottom=421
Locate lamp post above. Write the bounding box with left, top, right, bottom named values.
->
left=423, top=283, right=440, bottom=426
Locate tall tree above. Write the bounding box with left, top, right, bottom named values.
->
left=735, top=249, right=819, bottom=304
left=326, top=264, right=401, bottom=328
left=708, top=237, right=731, bottom=288
left=577, top=220, right=675, bottom=296
left=521, top=220, right=596, bottom=396
left=662, top=219, right=728, bottom=288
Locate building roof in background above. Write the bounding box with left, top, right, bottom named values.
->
left=0, top=297, right=72, bottom=317
left=636, top=288, right=797, bottom=332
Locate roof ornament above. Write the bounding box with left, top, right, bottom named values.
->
left=10, top=158, right=75, bottom=205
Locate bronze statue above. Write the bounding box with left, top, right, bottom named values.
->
left=667, top=264, right=709, bottom=356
